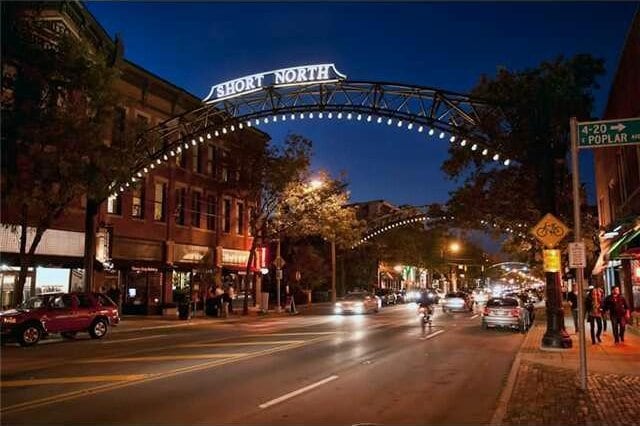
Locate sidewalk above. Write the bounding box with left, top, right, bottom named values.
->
left=114, top=302, right=331, bottom=334
left=494, top=310, right=640, bottom=425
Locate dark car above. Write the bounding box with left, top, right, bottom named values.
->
left=0, top=292, right=120, bottom=346
left=375, top=289, right=397, bottom=306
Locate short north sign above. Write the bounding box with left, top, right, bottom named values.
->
left=203, top=64, right=347, bottom=103
left=578, top=117, right=640, bottom=149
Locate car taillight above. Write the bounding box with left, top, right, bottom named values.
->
left=511, top=308, right=521, bottom=317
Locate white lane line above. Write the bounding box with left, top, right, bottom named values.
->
left=470, top=314, right=479, bottom=320
left=259, top=375, right=339, bottom=409
left=423, top=330, right=445, bottom=340
left=101, top=334, right=168, bottom=344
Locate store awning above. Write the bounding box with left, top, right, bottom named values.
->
left=592, top=216, right=640, bottom=275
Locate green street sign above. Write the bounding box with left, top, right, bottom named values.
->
left=578, top=117, right=640, bottom=149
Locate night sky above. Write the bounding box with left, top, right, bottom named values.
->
left=87, top=1, right=637, bottom=206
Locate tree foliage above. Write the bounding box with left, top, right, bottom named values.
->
left=1, top=4, right=149, bottom=304
left=441, top=55, right=605, bottom=263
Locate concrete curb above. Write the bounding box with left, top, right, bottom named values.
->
left=489, top=324, right=535, bottom=426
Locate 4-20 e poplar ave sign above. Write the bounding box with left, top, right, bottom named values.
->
left=578, top=117, right=640, bottom=149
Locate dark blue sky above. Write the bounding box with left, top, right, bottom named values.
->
left=87, top=1, right=637, bottom=206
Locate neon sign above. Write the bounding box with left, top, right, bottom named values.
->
left=202, top=64, right=347, bottom=103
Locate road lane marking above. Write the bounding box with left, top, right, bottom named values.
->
left=101, top=334, right=168, bottom=344
left=422, top=330, right=445, bottom=340
left=245, top=332, right=341, bottom=337
left=1, top=374, right=149, bottom=387
left=180, top=340, right=305, bottom=347
left=1, top=334, right=336, bottom=415
left=470, top=314, right=479, bottom=319
left=77, top=354, right=247, bottom=363
left=258, top=375, right=339, bottom=409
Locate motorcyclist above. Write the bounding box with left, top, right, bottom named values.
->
left=418, top=290, right=436, bottom=315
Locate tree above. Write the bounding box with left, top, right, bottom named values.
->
left=441, top=54, right=605, bottom=347
left=1, top=4, right=149, bottom=305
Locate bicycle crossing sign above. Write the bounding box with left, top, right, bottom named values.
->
left=531, top=213, right=570, bottom=248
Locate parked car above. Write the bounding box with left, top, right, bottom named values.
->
left=375, top=289, right=397, bottom=306
left=394, top=290, right=407, bottom=304
left=334, top=292, right=381, bottom=314
left=0, top=292, right=120, bottom=346
left=482, top=297, right=530, bottom=332
left=442, top=292, right=473, bottom=313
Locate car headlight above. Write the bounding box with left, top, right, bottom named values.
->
left=3, top=317, right=17, bottom=324
left=335, top=302, right=342, bottom=307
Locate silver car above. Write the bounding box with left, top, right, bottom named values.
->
left=442, top=292, right=473, bottom=313
left=334, top=292, right=381, bottom=314
left=482, top=297, right=530, bottom=332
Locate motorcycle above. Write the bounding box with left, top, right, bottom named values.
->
left=418, top=304, right=433, bottom=332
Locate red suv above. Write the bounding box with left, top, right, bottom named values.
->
left=0, top=292, right=120, bottom=346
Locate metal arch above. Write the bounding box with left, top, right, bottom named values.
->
left=126, top=80, right=498, bottom=186
left=352, top=207, right=532, bottom=249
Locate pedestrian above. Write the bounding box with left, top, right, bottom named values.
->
left=107, top=284, right=121, bottom=310
left=568, top=287, right=580, bottom=333
left=214, top=284, right=224, bottom=317
left=225, top=285, right=235, bottom=315
left=603, top=285, right=631, bottom=344
left=585, top=287, right=603, bottom=345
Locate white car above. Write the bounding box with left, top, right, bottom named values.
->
left=334, top=292, right=381, bottom=314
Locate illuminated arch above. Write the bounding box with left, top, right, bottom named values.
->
left=112, top=64, right=512, bottom=194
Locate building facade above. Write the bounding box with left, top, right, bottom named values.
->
left=592, top=11, right=640, bottom=311
left=0, top=1, right=269, bottom=313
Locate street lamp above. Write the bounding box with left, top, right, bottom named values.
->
left=441, top=240, right=462, bottom=293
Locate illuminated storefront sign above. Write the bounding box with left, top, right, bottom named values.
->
left=202, top=64, right=347, bottom=103
left=221, top=248, right=250, bottom=266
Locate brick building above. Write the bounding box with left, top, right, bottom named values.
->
left=592, top=10, right=640, bottom=310
left=0, top=1, right=269, bottom=313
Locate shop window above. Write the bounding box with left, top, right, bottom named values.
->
left=192, top=191, right=201, bottom=228
left=237, top=201, right=244, bottom=235
left=206, top=195, right=217, bottom=230
left=175, top=188, right=186, bottom=225
left=132, top=185, right=145, bottom=219
left=154, top=182, right=166, bottom=221
left=107, top=194, right=122, bottom=215
left=223, top=198, right=231, bottom=233
left=247, top=207, right=254, bottom=236
left=222, top=150, right=228, bottom=182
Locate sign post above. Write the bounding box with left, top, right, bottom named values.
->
left=571, top=117, right=588, bottom=391
left=273, top=241, right=285, bottom=313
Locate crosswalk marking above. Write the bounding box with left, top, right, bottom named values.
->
left=77, top=354, right=247, bottom=363
left=1, top=374, right=149, bottom=387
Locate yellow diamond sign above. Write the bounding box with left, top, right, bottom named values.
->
left=531, top=213, right=570, bottom=248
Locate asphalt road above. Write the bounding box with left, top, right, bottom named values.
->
left=1, top=303, right=524, bottom=425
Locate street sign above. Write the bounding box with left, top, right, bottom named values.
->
left=276, top=269, right=283, bottom=280
left=568, top=242, right=587, bottom=268
left=273, top=256, right=285, bottom=269
left=531, top=213, right=570, bottom=248
left=543, top=249, right=562, bottom=273
left=578, top=117, right=640, bottom=149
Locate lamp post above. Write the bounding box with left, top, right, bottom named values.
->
left=441, top=241, right=461, bottom=293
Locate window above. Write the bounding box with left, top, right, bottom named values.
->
left=107, top=195, right=122, bottom=215
left=237, top=202, right=244, bottom=235
left=154, top=182, right=166, bottom=221
left=247, top=207, right=254, bottom=236
left=76, top=293, right=91, bottom=308
left=175, top=188, right=186, bottom=225
left=207, top=145, right=215, bottom=176
left=112, top=107, right=126, bottom=146
left=132, top=185, right=145, bottom=219
left=192, top=146, right=200, bottom=173
left=222, top=150, right=229, bottom=182
left=223, top=198, right=231, bottom=233
left=206, top=196, right=217, bottom=230
left=192, top=191, right=201, bottom=228
left=136, top=113, right=149, bottom=137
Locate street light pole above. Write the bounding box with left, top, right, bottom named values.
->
left=331, top=238, right=337, bottom=303
left=275, top=238, right=282, bottom=313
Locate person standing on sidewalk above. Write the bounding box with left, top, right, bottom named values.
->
left=568, top=287, right=580, bottom=333
left=585, top=286, right=603, bottom=344
left=603, top=285, right=631, bottom=344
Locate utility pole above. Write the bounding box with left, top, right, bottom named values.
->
left=331, top=238, right=336, bottom=303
